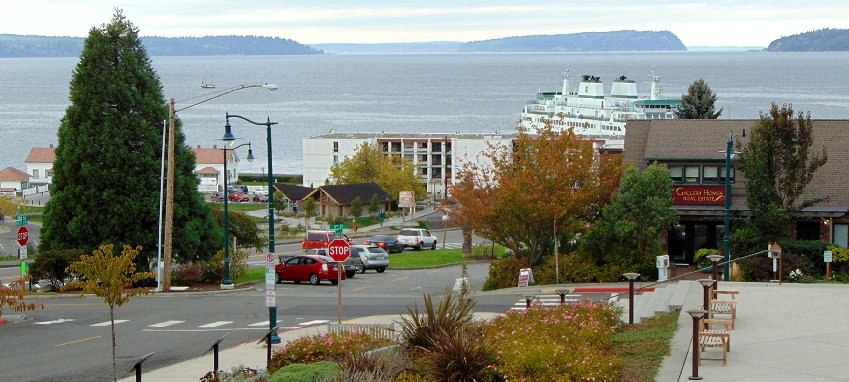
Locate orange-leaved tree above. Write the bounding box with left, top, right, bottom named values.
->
left=63, top=244, right=154, bottom=382
left=0, top=275, right=43, bottom=320
left=448, top=125, right=622, bottom=266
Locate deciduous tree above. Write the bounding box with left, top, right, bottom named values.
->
left=209, top=207, right=265, bottom=252
left=675, top=79, right=723, bottom=119
left=63, top=244, right=154, bottom=382
left=736, top=104, right=827, bottom=241
left=368, top=193, right=380, bottom=217
left=329, top=142, right=425, bottom=202
left=0, top=276, right=43, bottom=320
left=350, top=196, right=363, bottom=219
left=303, top=197, right=317, bottom=229
left=39, top=11, right=221, bottom=266
left=580, top=163, right=678, bottom=274
left=448, top=125, right=622, bottom=266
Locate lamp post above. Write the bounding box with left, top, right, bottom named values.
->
left=220, top=138, right=254, bottom=288
left=623, top=272, right=640, bottom=324
left=698, top=279, right=716, bottom=329
left=225, top=112, right=280, bottom=344
left=161, top=83, right=277, bottom=292
left=687, top=309, right=708, bottom=380
left=722, top=133, right=733, bottom=282
left=707, top=254, right=723, bottom=292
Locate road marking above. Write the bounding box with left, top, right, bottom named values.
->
left=393, top=276, right=409, bottom=281
left=56, top=335, right=101, bottom=347
left=35, top=319, right=76, bottom=325
left=91, top=320, right=129, bottom=326
left=148, top=320, right=185, bottom=328
left=352, top=285, right=371, bottom=291
left=508, top=294, right=582, bottom=311
left=298, top=320, right=329, bottom=326
left=198, top=321, right=233, bottom=328
left=248, top=320, right=282, bottom=327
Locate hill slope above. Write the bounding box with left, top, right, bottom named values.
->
left=460, top=30, right=686, bottom=52
left=767, top=28, right=849, bottom=51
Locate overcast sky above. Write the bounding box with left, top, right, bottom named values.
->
left=2, top=1, right=847, bottom=47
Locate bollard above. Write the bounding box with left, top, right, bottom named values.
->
left=687, top=309, right=707, bottom=380
left=707, top=254, right=723, bottom=294
left=697, top=279, right=716, bottom=330
left=257, top=326, right=280, bottom=369
left=554, top=289, right=570, bottom=305
left=522, top=295, right=536, bottom=309
left=121, top=352, right=154, bottom=382
left=623, top=273, right=640, bottom=324
left=203, top=334, right=229, bottom=380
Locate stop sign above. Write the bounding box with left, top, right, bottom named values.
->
left=17, top=226, right=29, bottom=246
left=327, top=238, right=350, bottom=262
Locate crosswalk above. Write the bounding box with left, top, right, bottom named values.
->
left=508, top=294, right=583, bottom=311
left=32, top=317, right=331, bottom=331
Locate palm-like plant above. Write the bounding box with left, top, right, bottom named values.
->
left=398, top=286, right=476, bottom=351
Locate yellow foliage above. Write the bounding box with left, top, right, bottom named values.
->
left=829, top=246, right=849, bottom=263
left=0, top=275, right=43, bottom=318
left=0, top=194, right=25, bottom=218
left=63, top=244, right=155, bottom=307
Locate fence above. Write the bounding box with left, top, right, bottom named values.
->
left=326, top=322, right=397, bottom=341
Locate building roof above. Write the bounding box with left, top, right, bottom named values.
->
left=624, top=119, right=849, bottom=210
left=273, top=183, right=314, bottom=201
left=195, top=166, right=219, bottom=175
left=0, top=167, right=31, bottom=181
left=313, top=182, right=393, bottom=206
left=191, top=145, right=231, bottom=165
left=25, top=145, right=56, bottom=164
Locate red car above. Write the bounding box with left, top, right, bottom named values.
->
left=301, top=230, right=350, bottom=251
left=275, top=255, right=345, bottom=285
left=228, top=192, right=249, bottom=202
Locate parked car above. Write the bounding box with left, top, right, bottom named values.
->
left=306, top=248, right=359, bottom=278
left=302, top=230, right=350, bottom=251
left=350, top=245, right=389, bottom=273
left=274, top=255, right=345, bottom=285
left=252, top=193, right=269, bottom=203
left=228, top=192, right=250, bottom=202
left=228, top=185, right=249, bottom=193
left=210, top=192, right=225, bottom=202
left=362, top=235, right=404, bottom=253
left=397, top=228, right=438, bottom=251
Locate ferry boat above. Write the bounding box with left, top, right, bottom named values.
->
left=519, top=67, right=681, bottom=137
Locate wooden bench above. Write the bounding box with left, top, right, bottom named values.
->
left=709, top=299, right=737, bottom=329
left=699, top=329, right=730, bottom=366
left=712, top=289, right=740, bottom=300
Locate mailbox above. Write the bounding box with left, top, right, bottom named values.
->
left=768, top=242, right=782, bottom=258
left=656, top=255, right=670, bottom=282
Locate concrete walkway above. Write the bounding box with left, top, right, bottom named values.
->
left=657, top=281, right=849, bottom=381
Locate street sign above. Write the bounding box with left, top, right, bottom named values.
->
left=329, top=224, right=347, bottom=236
left=19, top=245, right=27, bottom=260
left=15, top=215, right=28, bottom=226
left=265, top=268, right=276, bottom=285
left=824, top=250, right=833, bottom=263
left=265, top=290, right=276, bottom=308
left=266, top=253, right=276, bottom=268
left=17, top=226, right=29, bottom=246
left=399, top=191, right=415, bottom=208
left=327, top=239, right=351, bottom=262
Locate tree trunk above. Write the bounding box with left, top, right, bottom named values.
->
left=461, top=227, right=472, bottom=258
left=110, top=305, right=117, bottom=382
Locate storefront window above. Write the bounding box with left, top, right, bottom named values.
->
left=669, top=166, right=683, bottom=182
left=703, top=166, right=719, bottom=183
left=834, top=224, right=848, bottom=248
left=684, top=166, right=700, bottom=183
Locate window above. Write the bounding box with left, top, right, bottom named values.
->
left=333, top=155, right=338, bottom=163
left=332, top=141, right=338, bottom=153
left=669, top=166, right=682, bottom=182
left=703, top=166, right=719, bottom=183
left=46, top=170, right=53, bottom=178
left=720, top=166, right=735, bottom=183
left=834, top=224, right=848, bottom=248
left=684, top=166, right=699, bottom=183
left=32, top=169, right=39, bottom=179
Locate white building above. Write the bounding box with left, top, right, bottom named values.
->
left=303, top=132, right=518, bottom=199
left=190, top=145, right=241, bottom=193
left=24, top=145, right=56, bottom=187
left=0, top=167, right=31, bottom=194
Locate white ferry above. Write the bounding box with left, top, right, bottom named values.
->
left=520, top=67, right=681, bottom=137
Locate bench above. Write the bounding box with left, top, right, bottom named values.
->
left=699, top=329, right=730, bottom=366
left=712, top=289, right=739, bottom=300
left=709, top=300, right=737, bottom=329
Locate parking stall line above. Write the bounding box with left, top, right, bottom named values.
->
left=352, top=285, right=371, bottom=292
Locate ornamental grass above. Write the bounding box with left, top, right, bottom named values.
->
left=268, top=331, right=392, bottom=373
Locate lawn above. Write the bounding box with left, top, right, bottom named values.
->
left=211, top=203, right=266, bottom=212
left=612, top=311, right=680, bottom=381
left=389, top=248, right=478, bottom=268
left=235, top=267, right=266, bottom=283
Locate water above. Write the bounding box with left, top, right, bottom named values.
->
left=2, top=52, right=848, bottom=174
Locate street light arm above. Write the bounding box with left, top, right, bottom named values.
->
left=226, top=113, right=279, bottom=127
left=176, top=84, right=278, bottom=113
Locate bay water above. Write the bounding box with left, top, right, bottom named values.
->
left=2, top=52, right=848, bottom=174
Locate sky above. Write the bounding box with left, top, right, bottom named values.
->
left=2, top=0, right=848, bottom=47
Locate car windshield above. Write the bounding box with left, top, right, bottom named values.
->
left=316, top=255, right=336, bottom=263
left=366, top=246, right=387, bottom=254
left=399, top=229, right=419, bottom=236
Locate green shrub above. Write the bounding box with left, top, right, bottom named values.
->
left=174, top=261, right=204, bottom=285
left=471, top=243, right=504, bottom=258
left=269, top=331, right=392, bottom=373
left=327, top=348, right=412, bottom=382
left=425, top=327, right=495, bottom=382
left=780, top=240, right=830, bottom=276
left=532, top=252, right=602, bottom=284
left=398, top=287, right=476, bottom=351
left=482, top=257, right=525, bottom=291
left=29, top=249, right=82, bottom=290
left=269, top=361, right=340, bottom=382
left=416, top=220, right=429, bottom=229
left=202, top=249, right=249, bottom=283
left=694, top=248, right=720, bottom=271
left=738, top=252, right=812, bottom=282
left=483, top=301, right=621, bottom=381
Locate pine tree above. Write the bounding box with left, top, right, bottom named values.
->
left=675, top=79, right=723, bottom=119
left=39, top=11, right=221, bottom=266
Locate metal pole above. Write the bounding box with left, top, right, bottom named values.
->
left=723, top=133, right=733, bottom=281
left=222, top=146, right=232, bottom=287
left=156, top=120, right=166, bottom=292
left=628, top=279, right=634, bottom=324
left=163, top=98, right=176, bottom=292
left=688, top=310, right=706, bottom=380
left=337, top=264, right=343, bottom=323
left=266, top=118, right=280, bottom=343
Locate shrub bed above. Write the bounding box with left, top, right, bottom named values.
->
left=268, top=331, right=392, bottom=373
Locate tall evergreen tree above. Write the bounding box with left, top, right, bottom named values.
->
left=675, top=79, right=723, bottom=119
left=736, top=104, right=827, bottom=241
left=40, top=11, right=221, bottom=266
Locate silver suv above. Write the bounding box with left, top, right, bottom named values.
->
left=350, top=245, right=389, bottom=273
left=397, top=228, right=437, bottom=251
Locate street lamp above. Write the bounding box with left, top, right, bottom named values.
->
left=623, top=272, right=640, bottom=324
left=225, top=112, right=280, bottom=343
left=161, top=83, right=277, bottom=292
left=220, top=138, right=254, bottom=288
left=719, top=133, right=740, bottom=282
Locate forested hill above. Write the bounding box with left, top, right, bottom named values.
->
left=459, top=30, right=687, bottom=52
left=0, top=34, right=323, bottom=57
left=767, top=29, right=849, bottom=51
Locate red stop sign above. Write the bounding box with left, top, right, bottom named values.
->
left=17, top=226, right=29, bottom=246
left=327, top=238, right=350, bottom=262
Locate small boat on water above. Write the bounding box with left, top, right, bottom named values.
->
left=201, top=77, right=215, bottom=89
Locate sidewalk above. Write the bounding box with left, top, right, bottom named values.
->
left=117, top=312, right=502, bottom=382
left=656, top=281, right=849, bottom=381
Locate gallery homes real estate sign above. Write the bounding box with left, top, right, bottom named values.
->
left=672, top=186, right=725, bottom=206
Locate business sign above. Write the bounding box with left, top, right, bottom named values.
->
left=518, top=268, right=534, bottom=287
left=399, top=191, right=415, bottom=208
left=672, top=186, right=725, bottom=205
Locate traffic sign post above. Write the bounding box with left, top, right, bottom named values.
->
left=825, top=250, right=833, bottom=281
left=328, top=239, right=351, bottom=323
left=17, top=226, right=29, bottom=246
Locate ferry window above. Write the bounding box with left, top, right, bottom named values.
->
left=669, top=166, right=683, bottom=182
left=703, top=166, right=719, bottom=183
left=684, top=166, right=700, bottom=183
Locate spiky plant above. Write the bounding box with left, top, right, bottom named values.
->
left=425, top=327, right=495, bottom=382
left=398, top=286, right=476, bottom=351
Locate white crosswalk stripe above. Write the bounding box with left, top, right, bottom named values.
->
left=508, top=294, right=582, bottom=311
left=248, top=320, right=283, bottom=327
left=298, top=320, right=329, bottom=327
left=34, top=319, right=75, bottom=325
left=148, top=320, right=185, bottom=328
left=198, top=321, right=233, bottom=328
left=91, top=320, right=129, bottom=326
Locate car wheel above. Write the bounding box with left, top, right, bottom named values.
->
left=309, top=273, right=320, bottom=285
left=431, top=241, right=437, bottom=250
left=415, top=242, right=423, bottom=251
left=356, top=264, right=365, bottom=274
left=376, top=267, right=386, bottom=273
left=346, top=270, right=356, bottom=278
left=331, top=279, right=339, bottom=285
left=275, top=273, right=281, bottom=284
